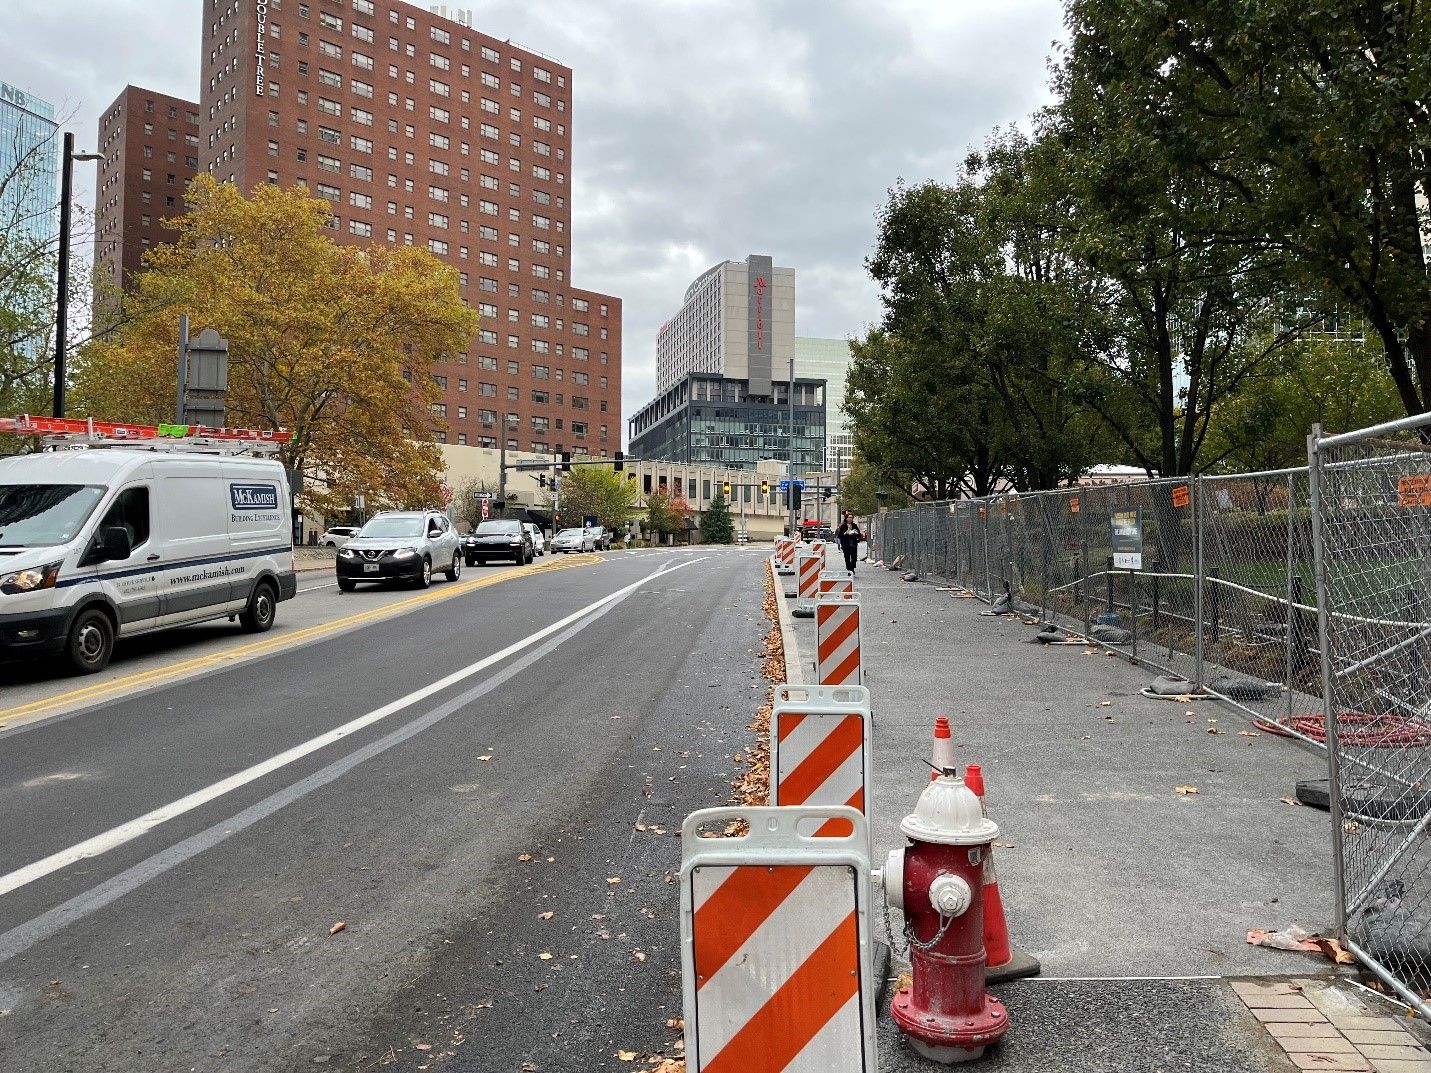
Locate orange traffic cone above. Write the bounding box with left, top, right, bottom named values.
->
left=930, top=716, right=955, bottom=779
left=965, top=763, right=1041, bottom=983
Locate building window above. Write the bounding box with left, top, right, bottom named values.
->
left=350, top=220, right=371, bottom=236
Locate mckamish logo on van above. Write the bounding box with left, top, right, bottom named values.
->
left=231, top=483, right=279, bottom=511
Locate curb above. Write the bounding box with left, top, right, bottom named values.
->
left=769, top=557, right=804, bottom=685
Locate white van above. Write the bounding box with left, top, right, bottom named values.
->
left=0, top=449, right=296, bottom=674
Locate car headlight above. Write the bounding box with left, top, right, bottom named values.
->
left=338, top=547, right=357, bottom=558
left=1, top=561, right=62, bottom=595
left=393, top=548, right=417, bottom=560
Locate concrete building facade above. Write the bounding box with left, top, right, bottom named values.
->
left=92, top=86, right=202, bottom=303
left=654, top=254, right=795, bottom=394
left=0, top=81, right=58, bottom=248
left=195, top=0, right=620, bottom=456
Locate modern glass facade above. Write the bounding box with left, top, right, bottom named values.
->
left=629, top=373, right=826, bottom=472
left=0, top=82, right=58, bottom=247
left=794, top=336, right=854, bottom=471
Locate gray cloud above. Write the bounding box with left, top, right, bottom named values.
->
left=5, top=0, right=1064, bottom=429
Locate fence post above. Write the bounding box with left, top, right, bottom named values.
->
left=1209, top=568, right=1221, bottom=643
left=1151, top=562, right=1161, bottom=631
left=982, top=506, right=992, bottom=600
left=1194, top=474, right=1205, bottom=690
left=1130, top=569, right=1139, bottom=656
left=1105, top=556, right=1115, bottom=615
left=1306, top=423, right=1349, bottom=940
left=1285, top=471, right=1298, bottom=719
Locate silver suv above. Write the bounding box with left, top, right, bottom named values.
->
left=336, top=510, right=462, bottom=591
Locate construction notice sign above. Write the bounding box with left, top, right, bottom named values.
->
left=1111, top=507, right=1144, bottom=570
left=1398, top=474, right=1431, bottom=507
left=1171, top=484, right=1191, bottom=509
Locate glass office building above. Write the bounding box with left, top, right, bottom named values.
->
left=0, top=82, right=58, bottom=247
left=629, top=372, right=826, bottom=472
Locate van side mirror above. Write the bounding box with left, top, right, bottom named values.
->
left=96, top=526, right=132, bottom=562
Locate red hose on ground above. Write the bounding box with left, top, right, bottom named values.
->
left=1259, top=712, right=1431, bottom=748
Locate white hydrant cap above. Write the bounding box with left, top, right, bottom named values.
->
left=899, top=773, right=1000, bottom=846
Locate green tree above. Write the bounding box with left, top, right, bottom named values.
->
left=454, top=475, right=506, bottom=530
left=645, top=485, right=692, bottom=538
left=554, top=465, right=637, bottom=532
left=700, top=489, right=734, bottom=544
left=1062, top=0, right=1431, bottom=420
left=71, top=176, right=477, bottom=517
left=836, top=451, right=912, bottom=515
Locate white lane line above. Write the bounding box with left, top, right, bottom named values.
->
left=0, top=555, right=706, bottom=901
left=296, top=578, right=337, bottom=593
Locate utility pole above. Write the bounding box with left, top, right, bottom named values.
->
left=498, top=413, right=508, bottom=513
left=787, top=356, right=797, bottom=539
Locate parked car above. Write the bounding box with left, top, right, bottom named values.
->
left=522, top=522, right=546, bottom=556
left=319, top=525, right=360, bottom=547
left=551, top=527, right=595, bottom=553
left=464, top=519, right=533, bottom=566
left=336, top=510, right=461, bottom=590
left=586, top=526, right=611, bottom=551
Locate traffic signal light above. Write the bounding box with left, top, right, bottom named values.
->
left=722, top=480, right=731, bottom=497
left=613, top=450, right=624, bottom=472
left=760, top=479, right=769, bottom=496
left=561, top=451, right=571, bottom=472
left=789, top=483, right=802, bottom=510
left=538, top=474, right=547, bottom=489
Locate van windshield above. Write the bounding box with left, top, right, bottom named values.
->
left=0, top=484, right=107, bottom=547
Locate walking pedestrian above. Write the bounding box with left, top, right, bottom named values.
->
left=836, top=510, right=864, bottom=573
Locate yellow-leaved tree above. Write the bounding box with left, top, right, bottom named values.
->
left=72, top=175, right=477, bottom=516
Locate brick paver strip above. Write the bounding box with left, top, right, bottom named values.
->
left=1280, top=1038, right=1360, bottom=1054
left=1286, top=1052, right=1372, bottom=1071
left=1367, top=1060, right=1431, bottom=1073
left=1346, top=1031, right=1420, bottom=1046
left=1359, top=1046, right=1431, bottom=1061
left=1234, top=981, right=1306, bottom=998
left=1254, top=1008, right=1334, bottom=1023
left=1250, top=995, right=1325, bottom=1009
left=1332, top=1017, right=1409, bottom=1033
left=1269, top=1023, right=1347, bottom=1039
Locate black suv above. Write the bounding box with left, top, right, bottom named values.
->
left=464, top=519, right=534, bottom=566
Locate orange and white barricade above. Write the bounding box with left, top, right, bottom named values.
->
left=771, top=684, right=873, bottom=847
left=681, top=805, right=876, bottom=1073
left=818, top=570, right=853, bottom=599
left=815, top=593, right=862, bottom=686
left=792, top=551, right=823, bottom=617
left=773, top=537, right=797, bottom=575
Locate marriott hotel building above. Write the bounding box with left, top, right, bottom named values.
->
left=197, top=0, right=621, bottom=455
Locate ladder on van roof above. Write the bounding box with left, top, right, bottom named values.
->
left=0, top=414, right=292, bottom=455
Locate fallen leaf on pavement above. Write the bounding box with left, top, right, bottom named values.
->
left=1175, top=785, right=1199, bottom=795
left=1207, top=727, right=1222, bottom=735
left=538, top=952, right=554, bottom=961
left=1099, top=701, right=1112, bottom=707
left=518, top=854, right=533, bottom=862
left=606, top=876, right=622, bottom=884
left=477, top=755, right=493, bottom=762
left=1239, top=731, right=1258, bottom=737
left=665, top=1018, right=684, bottom=1031
left=414, top=1043, right=432, bottom=1052
left=1312, top=936, right=1356, bottom=965
left=633, top=950, right=647, bottom=962
left=1280, top=797, right=1304, bottom=807
left=328, top=921, right=346, bottom=936
left=538, top=911, right=554, bottom=920
left=616, top=1051, right=637, bottom=1062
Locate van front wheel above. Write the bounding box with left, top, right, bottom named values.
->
left=66, top=608, right=114, bottom=675
left=240, top=581, right=278, bottom=632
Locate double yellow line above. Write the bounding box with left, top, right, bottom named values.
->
left=0, top=553, right=602, bottom=727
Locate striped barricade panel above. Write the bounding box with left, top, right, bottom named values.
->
left=771, top=684, right=873, bottom=844
left=795, top=552, right=823, bottom=611
left=775, top=538, right=797, bottom=574
left=818, top=571, right=853, bottom=598
left=815, top=593, right=862, bottom=686
left=681, top=806, right=875, bottom=1073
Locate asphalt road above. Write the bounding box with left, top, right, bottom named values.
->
left=0, top=545, right=771, bottom=1072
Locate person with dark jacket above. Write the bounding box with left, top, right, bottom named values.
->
left=835, top=511, right=864, bottom=573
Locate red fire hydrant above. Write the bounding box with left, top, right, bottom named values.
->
left=883, top=771, right=1009, bottom=1063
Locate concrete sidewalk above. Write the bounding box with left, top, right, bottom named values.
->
left=774, top=559, right=1413, bottom=1071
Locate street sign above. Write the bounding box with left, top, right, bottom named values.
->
left=473, top=491, right=494, bottom=500
left=1111, top=506, right=1144, bottom=570
left=777, top=479, right=806, bottom=492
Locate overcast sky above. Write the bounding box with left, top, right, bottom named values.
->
left=4, top=0, right=1066, bottom=425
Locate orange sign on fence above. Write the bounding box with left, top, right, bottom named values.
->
left=1172, top=485, right=1191, bottom=509
left=1398, top=474, right=1431, bottom=507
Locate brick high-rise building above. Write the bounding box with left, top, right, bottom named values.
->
left=197, top=0, right=621, bottom=455
left=93, top=87, right=201, bottom=302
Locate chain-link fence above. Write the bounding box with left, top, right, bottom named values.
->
left=1310, top=414, right=1431, bottom=1015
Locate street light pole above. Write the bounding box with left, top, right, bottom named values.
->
left=787, top=356, right=797, bottom=539
left=52, top=132, right=105, bottom=418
